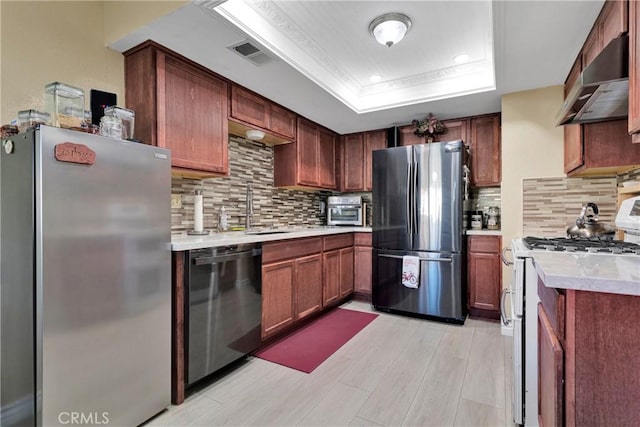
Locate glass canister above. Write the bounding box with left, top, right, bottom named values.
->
left=470, top=210, right=483, bottom=230
left=104, top=106, right=134, bottom=140
left=17, top=110, right=50, bottom=132
left=487, top=206, right=501, bottom=230
left=44, top=82, right=85, bottom=129
left=99, top=115, right=123, bottom=139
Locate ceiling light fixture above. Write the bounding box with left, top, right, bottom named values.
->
left=245, top=129, right=265, bottom=140
left=370, top=75, right=382, bottom=83
left=369, top=13, right=412, bottom=47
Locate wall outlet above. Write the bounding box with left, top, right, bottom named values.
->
left=171, top=194, right=182, bottom=209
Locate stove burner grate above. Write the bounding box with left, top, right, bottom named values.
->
left=523, top=236, right=640, bottom=255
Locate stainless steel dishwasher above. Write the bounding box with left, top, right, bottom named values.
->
left=186, top=243, right=262, bottom=386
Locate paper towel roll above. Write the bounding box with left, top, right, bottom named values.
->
left=194, top=190, right=204, bottom=232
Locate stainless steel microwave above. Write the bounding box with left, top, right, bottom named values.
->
left=327, top=196, right=363, bottom=226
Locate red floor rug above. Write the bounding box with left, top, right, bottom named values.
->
left=254, top=308, right=378, bottom=373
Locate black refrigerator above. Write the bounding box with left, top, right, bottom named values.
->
left=372, top=140, right=467, bottom=324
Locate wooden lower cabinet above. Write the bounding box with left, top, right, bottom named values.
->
left=262, top=234, right=356, bottom=340
left=322, top=250, right=340, bottom=306
left=262, top=260, right=295, bottom=338
left=537, top=281, right=640, bottom=426
left=295, top=254, right=323, bottom=320
left=467, top=235, right=501, bottom=319
left=339, top=248, right=354, bottom=297
left=538, top=303, right=564, bottom=427
left=353, top=233, right=373, bottom=296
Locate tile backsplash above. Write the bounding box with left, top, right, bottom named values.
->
left=618, top=167, right=640, bottom=185
left=171, top=136, right=328, bottom=234
left=522, top=176, right=617, bottom=237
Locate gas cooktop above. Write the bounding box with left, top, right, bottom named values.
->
left=522, top=236, right=640, bottom=255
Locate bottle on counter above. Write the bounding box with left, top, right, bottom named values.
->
left=218, top=206, right=229, bottom=232
left=487, top=206, right=500, bottom=230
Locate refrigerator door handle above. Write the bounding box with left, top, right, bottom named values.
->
left=413, top=161, right=419, bottom=233
left=378, top=254, right=452, bottom=263
left=406, top=163, right=412, bottom=235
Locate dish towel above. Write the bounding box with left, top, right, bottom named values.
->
left=402, top=255, right=420, bottom=289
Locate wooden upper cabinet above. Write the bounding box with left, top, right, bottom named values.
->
left=599, top=0, right=628, bottom=46
left=230, top=85, right=296, bottom=140
left=318, top=127, right=337, bottom=189
left=564, top=58, right=584, bottom=173
left=630, top=0, right=640, bottom=136
left=270, top=104, right=296, bottom=139
left=398, top=124, right=424, bottom=146
left=581, top=29, right=602, bottom=68
left=342, top=133, right=365, bottom=191
left=124, top=42, right=229, bottom=177
left=437, top=119, right=469, bottom=142
left=231, top=86, right=268, bottom=129
left=274, top=117, right=337, bottom=190
left=365, top=130, right=387, bottom=191
left=296, top=118, right=319, bottom=186
left=469, top=114, right=501, bottom=187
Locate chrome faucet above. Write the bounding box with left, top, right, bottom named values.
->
left=245, top=182, right=254, bottom=230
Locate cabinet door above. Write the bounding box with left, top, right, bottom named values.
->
left=398, top=124, right=424, bottom=146
left=581, top=29, right=602, bottom=68
left=270, top=104, right=296, bottom=139
left=354, top=246, right=372, bottom=294
left=160, top=53, right=229, bottom=174
left=563, top=58, right=584, bottom=173
left=296, top=118, right=319, bottom=186
left=295, top=254, right=323, bottom=320
left=599, top=0, right=628, bottom=47
left=439, top=119, right=469, bottom=142
left=262, top=260, right=295, bottom=338
left=323, top=250, right=340, bottom=306
left=339, top=247, right=354, bottom=298
left=342, top=133, right=365, bottom=192
left=630, top=0, right=640, bottom=135
left=538, top=304, right=564, bottom=427
left=230, top=86, right=269, bottom=129
left=365, top=130, right=387, bottom=191
left=318, top=128, right=337, bottom=189
left=468, top=251, right=501, bottom=312
left=469, top=114, right=501, bottom=187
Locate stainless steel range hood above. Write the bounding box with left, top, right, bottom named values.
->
left=556, top=35, right=629, bottom=126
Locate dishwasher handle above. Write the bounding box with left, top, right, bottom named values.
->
left=192, top=248, right=261, bottom=265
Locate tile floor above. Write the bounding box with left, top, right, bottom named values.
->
left=147, top=300, right=515, bottom=427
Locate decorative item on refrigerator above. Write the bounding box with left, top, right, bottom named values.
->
left=401, top=255, right=420, bottom=288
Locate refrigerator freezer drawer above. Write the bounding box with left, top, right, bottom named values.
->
left=372, top=249, right=466, bottom=323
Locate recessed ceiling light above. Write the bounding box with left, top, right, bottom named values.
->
left=370, top=75, right=382, bottom=83
left=454, top=54, right=470, bottom=64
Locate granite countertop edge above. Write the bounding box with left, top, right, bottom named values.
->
left=172, top=226, right=372, bottom=251
left=533, top=252, right=640, bottom=297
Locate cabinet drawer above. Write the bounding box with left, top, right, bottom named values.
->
left=468, top=235, right=500, bottom=253
left=323, top=233, right=354, bottom=251
left=354, top=232, right=372, bottom=246
left=263, top=237, right=322, bottom=264
left=538, top=278, right=566, bottom=342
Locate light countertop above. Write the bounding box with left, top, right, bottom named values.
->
left=465, top=229, right=502, bottom=236
left=172, top=226, right=372, bottom=251
left=533, top=252, right=640, bottom=296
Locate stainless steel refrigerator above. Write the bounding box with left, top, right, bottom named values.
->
left=372, top=140, right=466, bottom=324
left=1, top=126, right=171, bottom=426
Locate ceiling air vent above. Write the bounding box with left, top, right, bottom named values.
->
left=228, top=41, right=272, bottom=66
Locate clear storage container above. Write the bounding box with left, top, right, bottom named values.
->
left=44, top=82, right=85, bottom=129
left=17, top=110, right=50, bottom=132
left=104, top=106, right=134, bottom=139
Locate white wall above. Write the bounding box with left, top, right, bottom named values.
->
left=500, top=85, right=566, bottom=284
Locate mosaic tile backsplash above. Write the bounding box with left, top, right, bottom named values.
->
left=171, top=136, right=328, bottom=234
left=618, top=167, right=640, bottom=186
left=522, top=176, right=617, bottom=237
